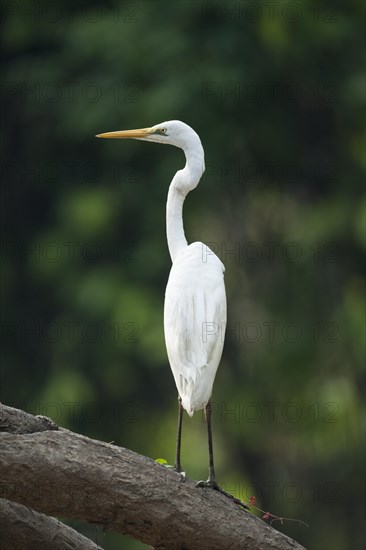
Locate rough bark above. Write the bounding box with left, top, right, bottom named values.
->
left=0, top=404, right=306, bottom=549
left=0, top=498, right=102, bottom=550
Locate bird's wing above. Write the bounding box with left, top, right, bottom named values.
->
left=164, top=243, right=226, bottom=413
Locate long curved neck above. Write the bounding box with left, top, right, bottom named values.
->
left=166, top=184, right=187, bottom=262
left=166, top=144, right=205, bottom=262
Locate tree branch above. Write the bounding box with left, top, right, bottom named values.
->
left=0, top=498, right=102, bottom=550
left=0, top=404, right=306, bottom=549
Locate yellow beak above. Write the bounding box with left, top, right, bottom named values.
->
left=95, top=127, right=154, bottom=139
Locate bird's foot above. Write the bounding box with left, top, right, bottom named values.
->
left=196, top=478, right=219, bottom=490
left=196, top=479, right=250, bottom=510
left=174, top=466, right=186, bottom=483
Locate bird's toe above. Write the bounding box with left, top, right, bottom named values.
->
left=196, top=479, right=219, bottom=489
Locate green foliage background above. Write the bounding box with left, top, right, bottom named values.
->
left=1, top=1, right=365, bottom=549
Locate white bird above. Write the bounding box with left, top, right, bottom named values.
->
left=96, top=121, right=226, bottom=490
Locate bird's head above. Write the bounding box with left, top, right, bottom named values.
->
left=96, top=120, right=202, bottom=154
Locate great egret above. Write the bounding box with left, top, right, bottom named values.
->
left=96, top=121, right=226, bottom=491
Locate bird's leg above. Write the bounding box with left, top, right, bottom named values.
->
left=206, top=400, right=217, bottom=485
left=174, top=396, right=185, bottom=480
left=197, top=400, right=218, bottom=488
left=196, top=401, right=250, bottom=510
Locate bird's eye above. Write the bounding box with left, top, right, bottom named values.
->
left=160, top=128, right=166, bottom=134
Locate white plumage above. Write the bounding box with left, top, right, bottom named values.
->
left=164, top=241, right=226, bottom=415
